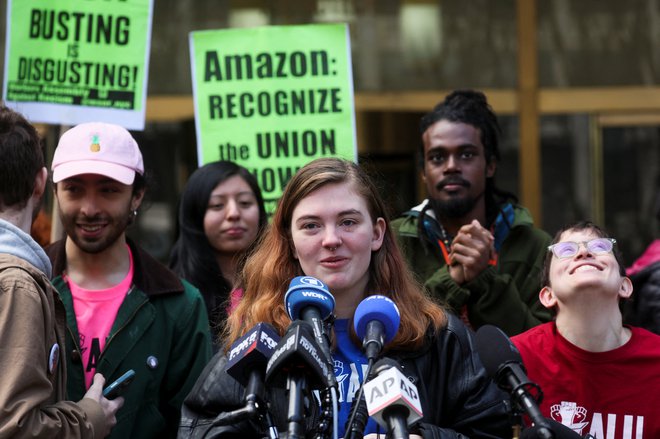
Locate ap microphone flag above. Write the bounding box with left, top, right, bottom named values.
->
left=363, top=359, right=423, bottom=428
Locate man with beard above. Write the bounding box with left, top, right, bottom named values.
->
left=0, top=107, right=122, bottom=437
left=46, top=122, right=212, bottom=438
left=392, top=90, right=552, bottom=336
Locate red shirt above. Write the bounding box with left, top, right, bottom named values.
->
left=512, top=322, right=660, bottom=439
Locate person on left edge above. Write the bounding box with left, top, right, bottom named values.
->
left=0, top=106, right=122, bottom=438
left=46, top=122, right=212, bottom=438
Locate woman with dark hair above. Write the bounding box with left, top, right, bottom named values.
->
left=178, top=158, right=510, bottom=438
left=170, top=161, right=267, bottom=340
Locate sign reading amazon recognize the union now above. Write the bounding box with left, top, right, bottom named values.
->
left=190, top=24, right=357, bottom=214
left=2, top=0, right=153, bottom=130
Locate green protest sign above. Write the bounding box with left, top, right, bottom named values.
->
left=2, top=0, right=153, bottom=130
left=190, top=24, right=357, bottom=214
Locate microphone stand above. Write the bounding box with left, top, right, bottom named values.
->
left=382, top=406, right=410, bottom=439
left=210, top=368, right=279, bottom=439
left=266, top=319, right=338, bottom=439
left=286, top=370, right=308, bottom=439
left=344, top=358, right=374, bottom=439
left=506, top=369, right=552, bottom=439
left=511, top=412, right=522, bottom=439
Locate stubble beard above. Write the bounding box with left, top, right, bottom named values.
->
left=59, top=207, right=132, bottom=255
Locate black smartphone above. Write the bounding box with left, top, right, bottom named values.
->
left=102, top=369, right=136, bottom=399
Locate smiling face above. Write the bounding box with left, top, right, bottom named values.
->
left=540, top=228, right=632, bottom=310
left=203, top=175, right=261, bottom=256
left=55, top=174, right=143, bottom=254
left=422, top=119, right=496, bottom=219
left=290, top=182, right=385, bottom=304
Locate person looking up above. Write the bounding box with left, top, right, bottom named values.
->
left=512, top=221, right=660, bottom=438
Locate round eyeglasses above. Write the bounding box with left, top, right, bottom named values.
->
left=547, top=238, right=616, bottom=259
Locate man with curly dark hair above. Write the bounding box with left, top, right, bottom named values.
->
left=392, top=89, right=551, bottom=336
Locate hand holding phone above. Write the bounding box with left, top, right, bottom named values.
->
left=102, top=369, right=135, bottom=399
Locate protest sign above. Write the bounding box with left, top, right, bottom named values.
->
left=190, top=23, right=357, bottom=213
left=2, top=0, right=153, bottom=130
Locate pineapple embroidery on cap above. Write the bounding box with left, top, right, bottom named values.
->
left=90, top=134, right=101, bottom=152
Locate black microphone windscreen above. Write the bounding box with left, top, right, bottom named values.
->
left=474, top=324, right=523, bottom=378
left=265, top=320, right=333, bottom=389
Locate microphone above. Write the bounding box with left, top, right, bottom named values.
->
left=354, top=295, right=401, bottom=361
left=285, top=275, right=336, bottom=386
left=363, top=358, right=423, bottom=439
left=344, top=295, right=401, bottom=439
left=213, top=323, right=281, bottom=435
left=475, top=325, right=554, bottom=439
left=226, top=322, right=281, bottom=398
left=265, top=320, right=334, bottom=439
left=265, top=320, right=334, bottom=389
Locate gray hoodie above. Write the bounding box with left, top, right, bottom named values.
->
left=0, top=218, right=52, bottom=276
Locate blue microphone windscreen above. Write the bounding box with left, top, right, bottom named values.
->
left=354, top=295, right=401, bottom=344
left=285, top=276, right=335, bottom=320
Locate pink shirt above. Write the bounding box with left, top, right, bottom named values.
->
left=66, top=246, right=134, bottom=388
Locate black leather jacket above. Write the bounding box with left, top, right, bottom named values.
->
left=178, top=314, right=512, bottom=439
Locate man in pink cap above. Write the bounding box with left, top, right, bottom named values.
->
left=46, top=122, right=212, bottom=439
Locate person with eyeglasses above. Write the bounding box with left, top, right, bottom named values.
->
left=510, top=220, right=660, bottom=439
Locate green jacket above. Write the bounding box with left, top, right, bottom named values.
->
left=391, top=201, right=552, bottom=336
left=46, top=239, right=212, bottom=439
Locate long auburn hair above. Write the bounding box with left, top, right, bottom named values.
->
left=223, top=158, right=446, bottom=351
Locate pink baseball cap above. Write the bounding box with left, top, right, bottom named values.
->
left=52, top=122, right=144, bottom=185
